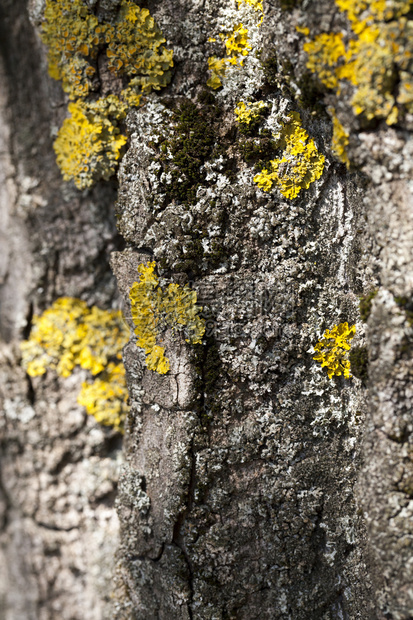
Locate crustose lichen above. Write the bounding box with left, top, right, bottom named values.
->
left=20, top=297, right=130, bottom=432
left=129, top=262, right=205, bottom=374
left=313, top=322, right=356, bottom=379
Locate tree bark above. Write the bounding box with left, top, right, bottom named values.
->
left=1, top=0, right=413, bottom=619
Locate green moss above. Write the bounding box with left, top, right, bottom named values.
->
left=261, top=54, right=279, bottom=87
left=151, top=95, right=235, bottom=276
left=239, top=130, right=276, bottom=166
left=359, top=290, right=378, bottom=322
left=349, top=346, right=369, bottom=382
left=154, top=97, right=219, bottom=205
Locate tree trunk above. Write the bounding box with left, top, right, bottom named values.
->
left=1, top=0, right=413, bottom=619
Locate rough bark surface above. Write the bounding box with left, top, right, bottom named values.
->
left=1, top=0, right=413, bottom=619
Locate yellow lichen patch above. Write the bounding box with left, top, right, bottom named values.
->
left=301, top=0, right=413, bottom=124
left=103, top=0, right=173, bottom=94
left=20, top=297, right=130, bottom=431
left=129, top=262, right=205, bottom=374
left=77, top=362, right=128, bottom=432
left=60, top=56, right=96, bottom=100
left=303, top=33, right=346, bottom=90
left=207, top=0, right=264, bottom=89
left=253, top=111, right=325, bottom=199
left=234, top=100, right=267, bottom=124
left=207, top=57, right=228, bottom=89
left=40, top=0, right=173, bottom=187
left=313, top=322, right=356, bottom=379
left=207, top=23, right=252, bottom=89
left=225, top=23, right=252, bottom=64
left=40, top=0, right=102, bottom=99
left=54, top=97, right=127, bottom=190
left=329, top=107, right=350, bottom=166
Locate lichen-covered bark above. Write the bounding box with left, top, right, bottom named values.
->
left=2, top=0, right=413, bottom=618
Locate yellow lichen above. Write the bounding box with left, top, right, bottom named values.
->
left=234, top=100, right=267, bottom=124
left=303, top=33, right=346, bottom=90
left=253, top=111, right=325, bottom=199
left=40, top=0, right=102, bottom=99
left=313, top=322, right=356, bottom=379
left=40, top=0, right=173, bottom=187
left=53, top=97, right=127, bottom=190
left=225, top=23, right=252, bottom=64
left=103, top=1, right=173, bottom=93
left=20, top=297, right=130, bottom=432
left=329, top=107, right=350, bottom=166
left=207, top=0, right=263, bottom=89
left=77, top=362, right=128, bottom=432
left=301, top=0, right=413, bottom=124
left=129, top=262, right=205, bottom=374
left=207, top=56, right=228, bottom=90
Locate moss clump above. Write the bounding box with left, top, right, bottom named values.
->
left=280, top=0, right=302, bottom=9
left=261, top=54, right=279, bottom=86
left=349, top=346, right=369, bottom=382
left=151, top=99, right=232, bottom=275
left=359, top=290, right=378, bottom=322
left=155, top=98, right=218, bottom=205
left=239, top=130, right=277, bottom=167
left=295, top=71, right=327, bottom=114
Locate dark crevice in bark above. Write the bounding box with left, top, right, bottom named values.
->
left=34, top=520, right=79, bottom=532
left=22, top=301, right=33, bottom=340
left=26, top=374, right=35, bottom=406
left=133, top=245, right=155, bottom=256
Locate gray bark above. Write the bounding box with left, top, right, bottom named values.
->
left=1, top=0, right=413, bottom=619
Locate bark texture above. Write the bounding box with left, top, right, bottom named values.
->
left=1, top=0, right=413, bottom=619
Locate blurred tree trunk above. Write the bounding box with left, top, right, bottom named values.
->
left=0, top=1, right=122, bottom=618
left=1, top=0, right=413, bottom=619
